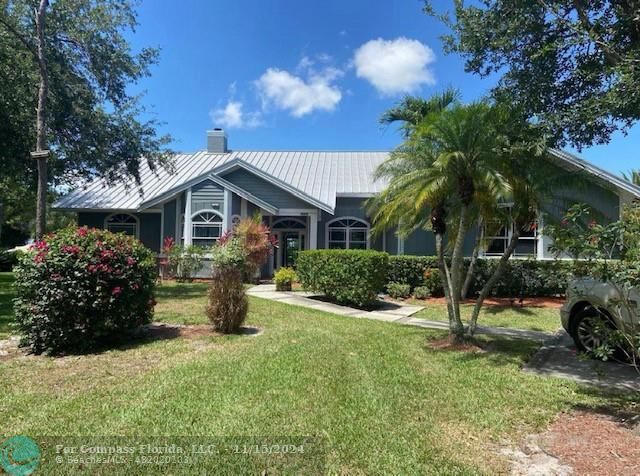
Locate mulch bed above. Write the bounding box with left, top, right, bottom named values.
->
left=418, top=296, right=564, bottom=309
left=539, top=410, right=640, bottom=475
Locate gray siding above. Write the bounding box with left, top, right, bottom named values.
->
left=191, top=179, right=224, bottom=213
left=222, top=168, right=311, bottom=209
left=78, top=211, right=161, bottom=253
left=163, top=199, right=177, bottom=243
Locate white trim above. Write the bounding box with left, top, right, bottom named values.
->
left=224, top=189, right=233, bottom=231
left=190, top=209, right=224, bottom=246
left=479, top=208, right=540, bottom=259
left=309, top=210, right=318, bottom=250
left=272, top=217, right=307, bottom=228
left=240, top=198, right=248, bottom=217
left=397, top=235, right=404, bottom=255
left=278, top=208, right=317, bottom=216
left=336, top=193, right=376, bottom=198
left=104, top=212, right=140, bottom=239
left=184, top=188, right=193, bottom=246
left=325, top=216, right=370, bottom=250
left=59, top=208, right=161, bottom=213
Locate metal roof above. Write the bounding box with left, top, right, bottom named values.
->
left=54, top=148, right=639, bottom=213
left=54, top=151, right=391, bottom=213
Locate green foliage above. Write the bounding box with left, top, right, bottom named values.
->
left=13, top=226, right=157, bottom=354
left=413, top=286, right=431, bottom=300
left=206, top=267, right=248, bottom=334
left=209, top=238, right=247, bottom=270
left=426, top=1, right=640, bottom=147
left=0, top=250, right=20, bottom=272
left=387, top=256, right=438, bottom=288
left=386, top=282, right=411, bottom=299
left=296, top=250, right=389, bottom=308
left=167, top=244, right=204, bottom=282
left=274, top=267, right=296, bottom=291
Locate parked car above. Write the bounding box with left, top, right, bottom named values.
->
left=561, top=277, right=640, bottom=352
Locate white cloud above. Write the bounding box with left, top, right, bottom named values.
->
left=210, top=100, right=262, bottom=129
left=255, top=67, right=342, bottom=117
left=353, top=37, right=436, bottom=95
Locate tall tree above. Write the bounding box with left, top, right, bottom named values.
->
left=0, top=0, right=171, bottom=238
left=425, top=1, right=640, bottom=149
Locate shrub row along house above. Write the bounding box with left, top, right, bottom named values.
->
left=54, top=129, right=640, bottom=277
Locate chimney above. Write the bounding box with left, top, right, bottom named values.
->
left=207, top=128, right=228, bottom=153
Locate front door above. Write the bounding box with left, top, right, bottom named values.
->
left=281, top=231, right=305, bottom=267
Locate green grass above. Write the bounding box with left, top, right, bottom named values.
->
left=412, top=301, right=562, bottom=333
left=0, top=280, right=633, bottom=474
left=0, top=272, right=14, bottom=338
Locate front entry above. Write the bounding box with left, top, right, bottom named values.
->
left=281, top=231, right=305, bottom=267
left=271, top=217, right=308, bottom=271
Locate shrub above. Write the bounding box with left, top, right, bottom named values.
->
left=413, top=285, right=431, bottom=299
left=296, top=249, right=389, bottom=308
left=166, top=242, right=204, bottom=282
left=220, top=215, right=276, bottom=281
left=387, top=256, right=438, bottom=289
left=387, top=282, right=411, bottom=299
left=0, top=249, right=20, bottom=272
left=13, top=226, right=157, bottom=354
left=274, top=267, right=296, bottom=291
left=422, top=268, right=444, bottom=297
left=206, top=238, right=249, bottom=333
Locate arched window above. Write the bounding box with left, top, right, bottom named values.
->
left=191, top=210, right=223, bottom=247
left=272, top=218, right=306, bottom=230
left=105, top=213, right=138, bottom=237
left=326, top=217, right=369, bottom=249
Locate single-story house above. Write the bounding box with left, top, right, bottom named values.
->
left=54, top=129, right=640, bottom=277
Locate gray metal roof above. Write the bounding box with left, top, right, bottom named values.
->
left=54, top=151, right=390, bottom=213
left=54, top=148, right=640, bottom=213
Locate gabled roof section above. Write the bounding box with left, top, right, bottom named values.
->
left=548, top=149, right=640, bottom=198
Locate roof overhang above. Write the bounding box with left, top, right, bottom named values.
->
left=548, top=149, right=640, bottom=198
left=212, top=159, right=335, bottom=214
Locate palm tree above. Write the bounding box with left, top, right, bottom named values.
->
left=370, top=100, right=510, bottom=339
left=623, top=169, right=640, bottom=186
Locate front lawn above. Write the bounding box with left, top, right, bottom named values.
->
left=412, top=300, right=562, bottom=333
left=0, top=280, right=631, bottom=474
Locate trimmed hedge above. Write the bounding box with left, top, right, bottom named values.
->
left=296, top=249, right=389, bottom=308
left=387, top=255, right=578, bottom=298
left=14, top=227, right=157, bottom=354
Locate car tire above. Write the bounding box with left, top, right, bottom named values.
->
left=569, top=305, right=617, bottom=353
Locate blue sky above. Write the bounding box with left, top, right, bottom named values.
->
left=129, top=0, right=638, bottom=176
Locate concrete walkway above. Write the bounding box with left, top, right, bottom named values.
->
left=247, top=284, right=552, bottom=341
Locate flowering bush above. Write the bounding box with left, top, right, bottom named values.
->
left=220, top=215, right=276, bottom=279
left=13, top=226, right=157, bottom=354
left=274, top=267, right=296, bottom=291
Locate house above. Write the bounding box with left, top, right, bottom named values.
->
left=54, top=129, right=640, bottom=277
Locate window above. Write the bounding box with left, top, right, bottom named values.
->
left=484, top=208, right=539, bottom=258
left=191, top=210, right=223, bottom=247
left=327, top=217, right=369, bottom=249
left=105, top=213, right=138, bottom=237
left=272, top=218, right=306, bottom=230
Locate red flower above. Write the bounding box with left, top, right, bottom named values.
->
left=112, top=286, right=122, bottom=296
left=34, top=252, right=46, bottom=264
left=76, top=227, right=88, bottom=237
left=32, top=240, right=49, bottom=251
left=126, top=257, right=136, bottom=266
left=61, top=245, right=80, bottom=254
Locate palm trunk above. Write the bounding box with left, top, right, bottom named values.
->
left=34, top=0, right=49, bottom=239
left=469, top=227, right=521, bottom=335
left=461, top=222, right=482, bottom=299
left=435, top=231, right=462, bottom=336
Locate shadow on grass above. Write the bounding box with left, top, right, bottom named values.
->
left=156, top=282, right=209, bottom=300
left=480, top=305, right=536, bottom=316
left=0, top=273, right=15, bottom=336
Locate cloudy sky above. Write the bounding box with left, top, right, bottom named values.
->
left=129, top=0, right=638, bottom=175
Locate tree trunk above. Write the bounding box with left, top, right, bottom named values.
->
left=461, top=221, right=482, bottom=300
left=34, top=0, right=49, bottom=239
left=436, top=231, right=465, bottom=339
left=468, top=227, right=521, bottom=335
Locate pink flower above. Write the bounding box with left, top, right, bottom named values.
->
left=131, top=283, right=140, bottom=290
left=77, top=227, right=88, bottom=237
left=126, top=257, right=136, bottom=266
left=61, top=245, right=81, bottom=254
left=34, top=252, right=46, bottom=264
left=32, top=240, right=49, bottom=251
left=112, top=286, right=122, bottom=296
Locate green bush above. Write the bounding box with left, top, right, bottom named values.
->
left=207, top=238, right=249, bottom=333
left=274, top=267, right=296, bottom=291
left=13, top=226, right=157, bottom=354
left=413, top=286, right=431, bottom=299
left=0, top=249, right=20, bottom=272
left=387, top=282, right=411, bottom=299
left=296, top=249, right=389, bottom=308
left=386, top=255, right=577, bottom=298
left=166, top=244, right=204, bottom=282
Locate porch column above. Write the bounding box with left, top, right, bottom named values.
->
left=184, top=188, right=193, bottom=245
left=224, top=189, right=233, bottom=230
left=309, top=210, right=318, bottom=250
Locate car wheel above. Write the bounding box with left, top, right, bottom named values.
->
left=570, top=306, right=616, bottom=353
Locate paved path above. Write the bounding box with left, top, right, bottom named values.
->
left=247, top=284, right=552, bottom=341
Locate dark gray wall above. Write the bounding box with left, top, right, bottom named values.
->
left=78, top=211, right=161, bottom=252
left=191, top=179, right=224, bottom=213
left=222, top=168, right=311, bottom=209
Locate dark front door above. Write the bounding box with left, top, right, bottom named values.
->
left=282, top=232, right=304, bottom=267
